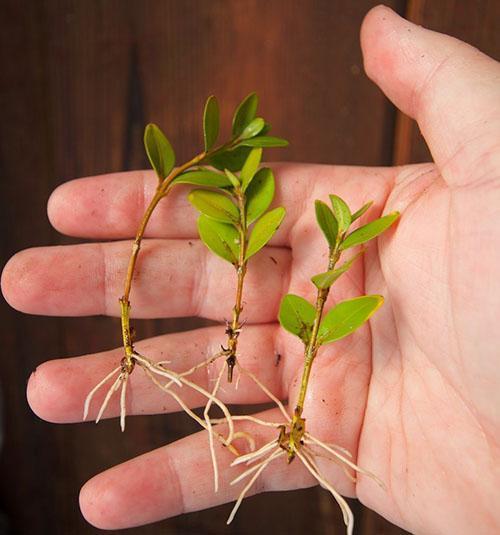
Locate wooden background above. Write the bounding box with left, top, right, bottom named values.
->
left=1, top=1, right=499, bottom=534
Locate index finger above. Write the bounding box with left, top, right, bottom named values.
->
left=47, top=163, right=396, bottom=243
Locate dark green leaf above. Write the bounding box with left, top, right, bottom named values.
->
left=278, top=294, right=316, bottom=343
left=197, top=215, right=240, bottom=264
left=232, top=92, right=258, bottom=137
left=241, top=117, right=265, bottom=139
left=172, top=170, right=231, bottom=187
left=260, top=122, right=272, bottom=135
left=315, top=200, right=338, bottom=247
left=245, top=206, right=285, bottom=260
left=329, top=194, right=351, bottom=233
left=240, top=148, right=262, bottom=191
left=318, top=295, right=384, bottom=345
left=239, top=136, right=289, bottom=148
left=203, top=95, right=219, bottom=151
left=144, top=123, right=175, bottom=181
left=209, top=146, right=252, bottom=172
left=246, top=168, right=275, bottom=224
left=340, top=212, right=400, bottom=250
left=188, top=189, right=239, bottom=223
left=351, top=201, right=373, bottom=222
left=311, top=251, right=364, bottom=289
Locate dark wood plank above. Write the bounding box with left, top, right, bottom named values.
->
left=0, top=1, right=407, bottom=534
left=393, top=0, right=500, bottom=165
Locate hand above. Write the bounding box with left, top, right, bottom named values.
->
left=2, top=6, right=499, bottom=534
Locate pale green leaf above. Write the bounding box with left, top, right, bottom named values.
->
left=144, top=123, right=175, bottom=181
left=245, top=207, right=285, bottom=260
left=188, top=189, right=239, bottom=223
left=232, top=92, right=258, bottom=137
left=311, top=251, right=364, bottom=289
left=329, top=194, right=351, bottom=233
left=351, top=201, right=373, bottom=222
left=172, top=170, right=231, bottom=187
left=197, top=215, right=240, bottom=264
left=340, top=212, right=400, bottom=250
left=241, top=117, right=265, bottom=139
left=241, top=148, right=262, bottom=191
left=224, top=169, right=240, bottom=188
left=278, top=294, right=316, bottom=343
left=318, top=295, right=384, bottom=345
left=239, top=136, right=289, bottom=148
left=246, top=168, right=275, bottom=224
left=203, top=95, right=219, bottom=151
left=315, top=200, right=338, bottom=248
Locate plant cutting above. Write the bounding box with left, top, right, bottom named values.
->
left=82, top=94, right=288, bottom=469
left=220, top=194, right=399, bottom=534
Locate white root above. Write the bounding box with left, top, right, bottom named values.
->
left=210, top=414, right=285, bottom=429
left=226, top=449, right=284, bottom=525
left=304, top=434, right=386, bottom=490
left=119, top=372, right=129, bottom=432
left=296, top=449, right=354, bottom=535
left=231, top=431, right=256, bottom=452
left=83, top=365, right=121, bottom=421
left=231, top=438, right=278, bottom=467
left=230, top=447, right=282, bottom=486
left=236, top=362, right=290, bottom=421
left=179, top=375, right=234, bottom=446
left=204, top=363, right=226, bottom=493
left=95, top=373, right=123, bottom=424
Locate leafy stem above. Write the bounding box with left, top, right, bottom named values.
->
left=279, top=195, right=400, bottom=461
left=294, top=246, right=340, bottom=417
left=225, top=186, right=248, bottom=381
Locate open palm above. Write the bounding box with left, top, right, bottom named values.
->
left=2, top=7, right=499, bottom=535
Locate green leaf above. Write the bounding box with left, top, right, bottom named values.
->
left=144, top=123, right=175, bottom=181
left=278, top=294, right=316, bottom=343
left=188, top=189, right=239, bottom=223
left=240, top=148, right=262, bottom=191
left=203, top=95, right=219, bottom=151
left=172, top=170, right=231, bottom=187
left=315, top=200, right=338, bottom=247
left=351, top=201, right=373, bottom=222
left=311, top=251, right=364, bottom=289
left=340, top=212, right=400, bottom=250
left=224, top=169, right=240, bottom=188
left=239, top=136, right=289, bottom=148
left=209, top=146, right=252, bottom=172
left=246, top=168, right=275, bottom=224
left=197, top=215, right=240, bottom=264
left=245, top=206, right=285, bottom=260
left=232, top=92, right=258, bottom=137
left=318, top=295, right=384, bottom=345
left=329, top=194, right=351, bottom=233
left=241, top=117, right=265, bottom=139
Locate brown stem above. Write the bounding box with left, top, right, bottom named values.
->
left=120, top=151, right=207, bottom=367
left=226, top=188, right=247, bottom=382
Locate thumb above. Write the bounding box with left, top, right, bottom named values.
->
left=361, top=5, right=500, bottom=187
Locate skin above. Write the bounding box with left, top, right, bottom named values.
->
left=2, top=6, right=499, bottom=534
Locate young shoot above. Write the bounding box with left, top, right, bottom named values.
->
left=222, top=195, right=399, bottom=534
left=83, top=93, right=287, bottom=434
left=183, top=93, right=288, bottom=490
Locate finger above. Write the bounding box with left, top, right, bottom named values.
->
left=361, top=5, right=500, bottom=186
left=27, top=324, right=288, bottom=423
left=79, top=408, right=356, bottom=530
left=47, top=163, right=395, bottom=240
left=1, top=239, right=290, bottom=319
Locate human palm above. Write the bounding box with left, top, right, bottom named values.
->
left=2, top=7, right=499, bottom=535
